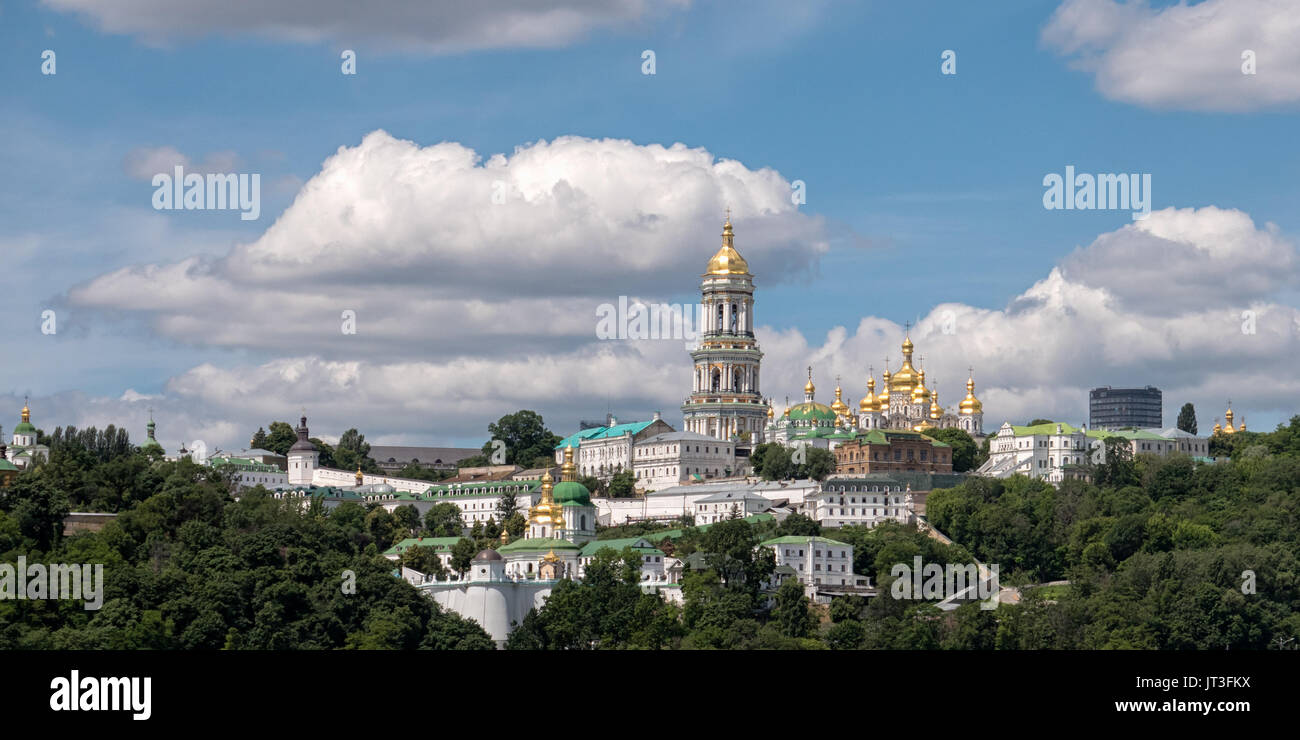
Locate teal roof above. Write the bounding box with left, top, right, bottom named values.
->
left=555, top=421, right=655, bottom=449
left=423, top=479, right=540, bottom=498
left=498, top=537, right=581, bottom=554
left=384, top=537, right=461, bottom=556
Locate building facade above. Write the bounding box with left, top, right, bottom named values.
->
left=555, top=416, right=675, bottom=482
left=632, top=430, right=736, bottom=491
left=832, top=429, right=954, bottom=476
left=1090, top=386, right=1162, bottom=430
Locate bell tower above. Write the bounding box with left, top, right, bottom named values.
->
left=681, top=215, right=766, bottom=442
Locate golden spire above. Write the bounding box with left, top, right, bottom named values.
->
left=1223, top=404, right=1236, bottom=435
left=929, top=387, right=942, bottom=420
left=890, top=327, right=919, bottom=394
left=859, top=372, right=877, bottom=413
left=959, top=369, right=983, bottom=415
left=355, top=466, right=363, bottom=486
left=561, top=445, right=577, bottom=482
left=831, top=377, right=848, bottom=417
left=529, top=469, right=556, bottom=526
left=766, top=402, right=774, bottom=419
left=705, top=215, right=749, bottom=275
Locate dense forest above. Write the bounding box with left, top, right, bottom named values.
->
left=3, top=417, right=1297, bottom=649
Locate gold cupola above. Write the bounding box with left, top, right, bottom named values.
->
left=355, top=466, right=363, bottom=486
left=1223, top=407, right=1236, bottom=435
left=21, top=404, right=30, bottom=424
left=529, top=470, right=557, bottom=526
left=831, top=378, right=848, bottom=417
left=911, top=367, right=931, bottom=405
left=890, top=335, right=919, bottom=394
left=930, top=388, right=942, bottom=420
left=766, top=402, right=774, bottom=420
left=959, top=373, right=983, bottom=415
left=705, top=217, right=750, bottom=276
left=803, top=366, right=816, bottom=398
left=859, top=375, right=877, bottom=413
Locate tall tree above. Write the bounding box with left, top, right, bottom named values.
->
left=424, top=503, right=464, bottom=537
left=335, top=428, right=378, bottom=473
left=265, top=421, right=297, bottom=456
left=485, top=410, right=561, bottom=466
left=1177, top=403, right=1197, bottom=435
left=250, top=427, right=269, bottom=450
left=926, top=427, right=980, bottom=471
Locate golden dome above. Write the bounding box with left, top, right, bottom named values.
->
left=1213, top=421, right=1223, bottom=434
left=859, top=376, right=877, bottom=413
left=1239, top=420, right=1246, bottom=432
left=890, top=336, right=919, bottom=394
left=355, top=466, right=363, bottom=486
left=913, top=419, right=935, bottom=431
left=959, top=374, right=983, bottom=414
left=831, top=383, right=848, bottom=417
left=911, top=368, right=930, bottom=405
left=500, top=528, right=510, bottom=544
left=804, top=372, right=815, bottom=396
left=1223, top=407, right=1235, bottom=434
left=766, top=403, right=774, bottom=419
left=704, top=219, right=750, bottom=276
left=529, top=469, right=556, bottom=526
left=929, top=390, right=942, bottom=420
left=20, top=404, right=30, bottom=424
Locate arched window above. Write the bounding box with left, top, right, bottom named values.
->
left=580, top=514, right=587, bottom=530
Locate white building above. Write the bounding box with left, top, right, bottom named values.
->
left=977, top=421, right=1095, bottom=483
left=806, top=485, right=914, bottom=528
left=761, top=535, right=865, bottom=591
left=5, top=402, right=49, bottom=470
left=555, top=415, right=674, bottom=482
left=1149, top=427, right=1211, bottom=457
left=693, top=490, right=771, bottom=524
left=208, top=453, right=288, bottom=492
left=633, top=430, right=736, bottom=491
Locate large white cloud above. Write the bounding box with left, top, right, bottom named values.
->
left=1042, top=0, right=1300, bottom=112
left=70, top=131, right=828, bottom=359
left=43, top=0, right=691, bottom=53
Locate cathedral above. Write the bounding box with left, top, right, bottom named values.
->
left=4, top=401, right=50, bottom=470
left=764, top=335, right=986, bottom=448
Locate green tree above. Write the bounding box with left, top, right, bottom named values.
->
left=1177, top=403, right=1197, bottom=435
left=422, top=504, right=475, bottom=539
left=265, top=421, right=297, bottom=456
left=758, top=445, right=793, bottom=481
left=249, top=427, right=269, bottom=450
left=484, top=410, right=561, bottom=466
left=608, top=470, right=636, bottom=498
left=797, top=446, right=837, bottom=481
left=450, top=537, right=478, bottom=577
left=926, top=427, right=980, bottom=472
left=335, top=429, right=378, bottom=473
left=772, top=577, right=815, bottom=638
left=776, top=513, right=821, bottom=537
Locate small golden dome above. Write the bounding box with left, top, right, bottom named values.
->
left=929, top=389, right=942, bottom=420
left=911, top=368, right=931, bottom=405
left=1213, top=421, right=1223, bottom=434
left=859, top=376, right=877, bottom=413
left=831, top=383, right=848, bottom=416
left=500, top=528, right=510, bottom=544
left=20, top=404, right=30, bottom=424
left=355, top=466, right=363, bottom=486
left=705, top=219, right=749, bottom=276
left=959, top=374, right=983, bottom=414
left=804, top=377, right=815, bottom=395
left=766, top=404, right=774, bottom=419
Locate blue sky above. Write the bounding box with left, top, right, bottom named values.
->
left=1, top=0, right=1297, bottom=449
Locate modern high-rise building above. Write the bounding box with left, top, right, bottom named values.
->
left=1089, top=386, right=1162, bottom=430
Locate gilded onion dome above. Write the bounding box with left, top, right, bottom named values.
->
left=355, top=466, right=363, bottom=486
left=766, top=403, right=775, bottom=420
left=959, top=374, right=983, bottom=415
left=1223, top=407, right=1236, bottom=435
left=705, top=218, right=750, bottom=276
left=890, top=336, right=920, bottom=394
left=929, top=389, right=942, bottom=420
left=831, top=380, right=849, bottom=417
left=500, top=528, right=510, bottom=545
left=911, top=368, right=931, bottom=405
left=552, top=445, right=592, bottom=507
left=529, top=470, right=556, bottom=526
left=1213, top=421, right=1223, bottom=434
left=859, top=376, right=877, bottom=413
left=880, top=368, right=892, bottom=406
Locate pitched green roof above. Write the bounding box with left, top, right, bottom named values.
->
left=0, top=458, right=18, bottom=472
left=761, top=535, right=851, bottom=547
left=384, top=537, right=461, bottom=556
left=497, top=537, right=581, bottom=554
left=1010, top=421, right=1084, bottom=436
left=580, top=537, right=660, bottom=557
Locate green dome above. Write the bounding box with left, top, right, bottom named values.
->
left=141, top=438, right=162, bottom=450
left=786, top=402, right=835, bottom=423
left=12, top=422, right=35, bottom=435
left=552, top=480, right=591, bottom=507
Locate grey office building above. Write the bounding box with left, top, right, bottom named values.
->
left=1089, top=386, right=1162, bottom=430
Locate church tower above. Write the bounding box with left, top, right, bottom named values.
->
left=682, top=216, right=766, bottom=442
left=287, top=414, right=319, bottom=485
